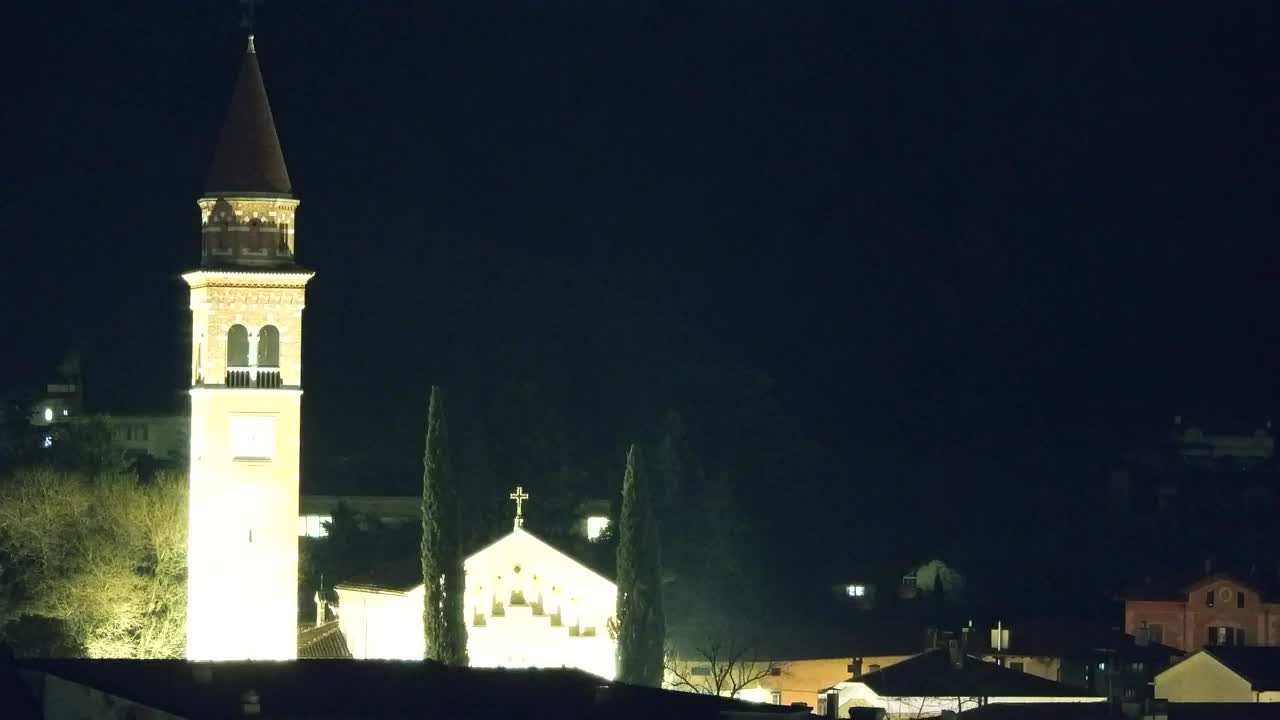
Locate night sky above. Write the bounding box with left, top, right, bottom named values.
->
left=4, top=2, right=1279, bottom=589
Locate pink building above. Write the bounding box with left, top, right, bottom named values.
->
left=1125, top=573, right=1280, bottom=652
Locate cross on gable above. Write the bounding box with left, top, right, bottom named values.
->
left=509, top=486, right=530, bottom=530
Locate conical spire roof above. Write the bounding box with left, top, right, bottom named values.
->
left=205, top=37, right=292, bottom=196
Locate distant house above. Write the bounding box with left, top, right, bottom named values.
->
left=823, top=648, right=1104, bottom=718
left=899, top=559, right=966, bottom=602
left=1125, top=572, right=1280, bottom=652
left=971, top=618, right=1181, bottom=711
left=297, top=494, right=420, bottom=537
left=1154, top=646, right=1280, bottom=703
left=664, top=622, right=908, bottom=709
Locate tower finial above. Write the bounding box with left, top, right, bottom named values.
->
left=241, top=0, right=262, bottom=52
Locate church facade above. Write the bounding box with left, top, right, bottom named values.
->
left=336, top=506, right=618, bottom=679
left=185, top=36, right=312, bottom=661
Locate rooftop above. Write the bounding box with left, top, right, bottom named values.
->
left=205, top=38, right=292, bottom=196
left=841, top=649, right=1098, bottom=699
left=13, top=658, right=808, bottom=720
left=1200, top=646, right=1280, bottom=691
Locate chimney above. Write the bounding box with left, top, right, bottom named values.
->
left=1204, top=557, right=1214, bottom=575
left=314, top=591, right=326, bottom=628
left=848, top=657, right=863, bottom=678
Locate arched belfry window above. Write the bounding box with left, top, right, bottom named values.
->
left=257, top=325, right=280, bottom=367
left=227, top=325, right=249, bottom=367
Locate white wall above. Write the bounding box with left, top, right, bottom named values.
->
left=1155, top=652, right=1255, bottom=703
left=335, top=587, right=425, bottom=660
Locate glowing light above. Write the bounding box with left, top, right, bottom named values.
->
left=736, top=687, right=773, bottom=704
left=62, top=408, right=69, bottom=416
left=586, top=516, right=610, bottom=541
left=43, top=407, right=53, bottom=422
left=846, top=584, right=866, bottom=597
left=298, top=514, right=331, bottom=538
left=42, top=435, right=53, bottom=448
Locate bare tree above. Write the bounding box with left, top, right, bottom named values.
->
left=0, top=468, right=187, bottom=658
left=664, top=624, right=785, bottom=699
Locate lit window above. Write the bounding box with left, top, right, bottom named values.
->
left=297, top=515, right=331, bottom=538
left=770, top=691, right=783, bottom=705
left=902, top=574, right=917, bottom=589
left=586, top=516, right=610, bottom=541
left=846, top=584, right=866, bottom=597
left=62, top=409, right=68, bottom=416
left=43, top=407, right=53, bottom=422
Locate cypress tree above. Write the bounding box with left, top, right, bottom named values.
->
left=615, top=443, right=666, bottom=686
left=421, top=386, right=467, bottom=663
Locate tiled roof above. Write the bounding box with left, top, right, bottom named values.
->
left=1204, top=646, right=1280, bottom=691
left=297, top=622, right=352, bottom=659
left=845, top=649, right=1097, bottom=699
left=205, top=40, right=291, bottom=196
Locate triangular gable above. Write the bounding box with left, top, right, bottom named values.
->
left=1180, top=572, right=1262, bottom=597
left=1155, top=649, right=1245, bottom=688
left=466, top=528, right=615, bottom=590
left=340, top=528, right=615, bottom=596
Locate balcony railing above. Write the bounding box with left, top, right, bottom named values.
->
left=225, top=366, right=282, bottom=389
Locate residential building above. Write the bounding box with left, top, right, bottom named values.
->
left=1108, top=418, right=1278, bottom=531
left=972, top=618, right=1181, bottom=712
left=664, top=623, right=913, bottom=708
left=823, top=648, right=1105, bottom=718
left=899, top=559, right=966, bottom=602
left=1125, top=572, right=1280, bottom=652
left=1154, top=646, right=1280, bottom=703
left=101, top=415, right=188, bottom=464
left=297, top=494, right=420, bottom=537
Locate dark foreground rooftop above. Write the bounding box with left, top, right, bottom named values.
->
left=9, top=657, right=812, bottom=720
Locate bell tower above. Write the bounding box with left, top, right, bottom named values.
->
left=184, top=35, right=312, bottom=661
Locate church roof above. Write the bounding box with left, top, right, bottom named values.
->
left=297, top=622, right=352, bottom=659
left=205, top=37, right=292, bottom=196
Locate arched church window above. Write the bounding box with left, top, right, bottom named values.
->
left=227, top=325, right=249, bottom=367
left=257, top=325, right=280, bottom=367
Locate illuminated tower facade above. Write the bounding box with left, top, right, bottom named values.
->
left=185, top=36, right=312, bottom=660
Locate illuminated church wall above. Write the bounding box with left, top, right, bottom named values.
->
left=335, top=527, right=618, bottom=679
